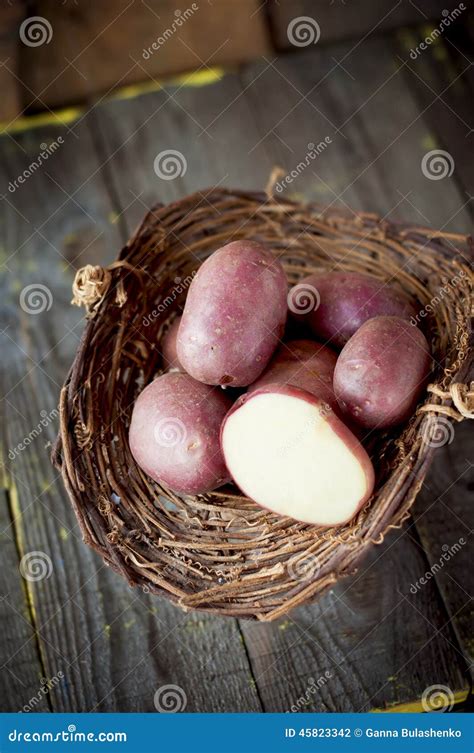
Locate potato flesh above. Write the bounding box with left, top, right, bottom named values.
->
left=222, top=392, right=369, bottom=526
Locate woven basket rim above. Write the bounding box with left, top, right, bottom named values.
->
left=52, top=186, right=474, bottom=621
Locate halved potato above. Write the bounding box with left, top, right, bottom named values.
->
left=221, top=385, right=375, bottom=527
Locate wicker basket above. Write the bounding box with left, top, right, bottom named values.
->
left=52, top=186, right=473, bottom=621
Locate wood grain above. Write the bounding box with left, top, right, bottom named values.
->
left=240, top=524, right=468, bottom=711
left=0, top=492, right=50, bottom=712
left=21, top=0, right=271, bottom=112
left=236, top=43, right=472, bottom=708
left=411, top=421, right=474, bottom=678
left=90, top=51, right=471, bottom=709
left=0, top=21, right=471, bottom=712
left=88, top=69, right=275, bottom=232
left=395, top=23, right=474, bottom=215
left=240, top=41, right=471, bottom=232
left=0, top=2, right=24, bottom=122
left=0, top=114, right=260, bottom=711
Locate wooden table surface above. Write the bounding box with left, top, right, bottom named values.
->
left=0, top=22, right=473, bottom=713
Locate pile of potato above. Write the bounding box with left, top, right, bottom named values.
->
left=129, top=241, right=431, bottom=527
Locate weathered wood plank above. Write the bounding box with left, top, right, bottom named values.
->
left=22, top=0, right=271, bottom=112
left=237, top=43, right=472, bottom=708
left=395, top=23, right=474, bottom=212
left=0, top=2, right=24, bottom=122
left=240, top=41, right=471, bottom=232
left=88, top=70, right=275, bottom=231
left=238, top=44, right=472, bottom=708
left=240, top=524, right=468, bottom=711
left=0, top=113, right=260, bottom=711
left=0, top=491, right=50, bottom=712
left=91, top=57, right=470, bottom=709
left=411, top=421, right=474, bottom=677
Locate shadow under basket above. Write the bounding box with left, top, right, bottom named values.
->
left=52, top=187, right=474, bottom=621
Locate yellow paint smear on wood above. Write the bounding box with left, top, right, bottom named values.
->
left=0, top=108, right=82, bottom=135
left=371, top=687, right=469, bottom=712
left=113, top=67, right=225, bottom=101
left=0, top=68, right=226, bottom=135
left=7, top=479, right=39, bottom=625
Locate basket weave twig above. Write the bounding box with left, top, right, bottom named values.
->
left=52, top=187, right=473, bottom=621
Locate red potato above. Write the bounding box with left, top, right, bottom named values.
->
left=161, top=317, right=184, bottom=371
left=177, top=240, right=288, bottom=387
left=271, top=338, right=336, bottom=365
left=221, top=385, right=375, bottom=527
left=129, top=373, right=231, bottom=495
left=248, top=339, right=338, bottom=412
left=289, top=271, right=417, bottom=349
left=334, top=316, right=431, bottom=430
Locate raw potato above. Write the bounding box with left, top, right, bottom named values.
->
left=221, top=385, right=375, bottom=527
left=177, top=240, right=288, bottom=386
left=334, top=316, right=431, bottom=430
left=289, top=271, right=417, bottom=349
left=248, top=339, right=338, bottom=412
left=129, top=373, right=231, bottom=495
left=161, top=317, right=184, bottom=371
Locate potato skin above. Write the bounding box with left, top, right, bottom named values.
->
left=161, top=316, right=184, bottom=371
left=290, top=271, right=417, bottom=349
left=334, top=316, right=431, bottom=429
left=129, top=373, right=231, bottom=494
left=177, top=240, right=288, bottom=387
left=248, top=338, right=338, bottom=411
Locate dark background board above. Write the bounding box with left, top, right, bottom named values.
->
left=0, top=2, right=473, bottom=713
left=268, top=0, right=451, bottom=50
left=2, top=1, right=472, bottom=121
